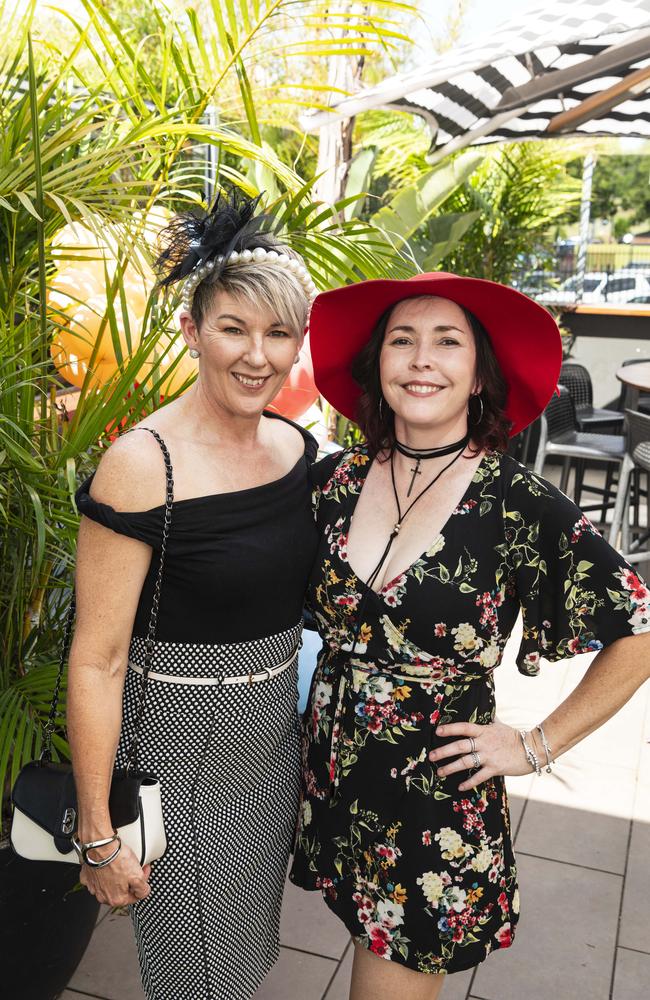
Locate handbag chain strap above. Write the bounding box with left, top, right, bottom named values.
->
left=41, top=426, right=174, bottom=773
left=41, top=594, right=76, bottom=761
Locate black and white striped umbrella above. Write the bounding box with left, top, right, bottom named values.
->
left=301, top=0, right=650, bottom=162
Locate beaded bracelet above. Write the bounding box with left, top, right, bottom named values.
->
left=518, top=729, right=542, bottom=776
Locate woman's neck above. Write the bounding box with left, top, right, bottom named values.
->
left=176, top=382, right=268, bottom=452
left=393, top=415, right=470, bottom=452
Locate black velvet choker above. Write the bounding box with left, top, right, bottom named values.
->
left=394, top=433, right=470, bottom=497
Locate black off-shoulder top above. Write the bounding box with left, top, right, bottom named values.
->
left=75, top=412, right=319, bottom=645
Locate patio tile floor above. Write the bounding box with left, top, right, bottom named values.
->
left=61, top=633, right=650, bottom=1000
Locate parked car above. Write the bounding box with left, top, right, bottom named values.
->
left=536, top=270, right=650, bottom=306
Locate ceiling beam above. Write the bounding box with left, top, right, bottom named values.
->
left=545, top=63, right=650, bottom=133
left=496, top=28, right=650, bottom=112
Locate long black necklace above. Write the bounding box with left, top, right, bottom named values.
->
left=358, top=443, right=468, bottom=611
left=347, top=443, right=468, bottom=659
left=395, top=433, right=470, bottom=497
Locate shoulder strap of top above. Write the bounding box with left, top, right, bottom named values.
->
left=262, top=409, right=318, bottom=463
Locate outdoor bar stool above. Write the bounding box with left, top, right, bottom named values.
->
left=533, top=385, right=626, bottom=522
left=608, top=410, right=650, bottom=563
left=559, top=362, right=624, bottom=432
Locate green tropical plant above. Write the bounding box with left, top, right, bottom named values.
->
left=438, top=142, right=582, bottom=284
left=368, top=152, right=482, bottom=268
left=0, top=0, right=420, bottom=831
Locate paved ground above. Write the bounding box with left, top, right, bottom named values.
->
left=61, top=468, right=650, bottom=1000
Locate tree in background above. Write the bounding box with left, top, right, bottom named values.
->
left=566, top=153, right=650, bottom=239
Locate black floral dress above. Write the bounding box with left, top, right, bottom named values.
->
left=289, top=446, right=650, bottom=975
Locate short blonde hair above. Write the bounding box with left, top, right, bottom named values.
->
left=192, top=248, right=309, bottom=339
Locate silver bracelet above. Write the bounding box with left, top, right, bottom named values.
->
left=72, top=831, right=122, bottom=868
left=518, top=729, right=542, bottom=776
left=534, top=723, right=554, bottom=774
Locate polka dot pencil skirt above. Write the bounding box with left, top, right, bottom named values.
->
left=116, top=626, right=302, bottom=1000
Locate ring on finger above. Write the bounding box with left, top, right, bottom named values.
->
left=468, top=736, right=477, bottom=754
left=470, top=750, right=481, bottom=770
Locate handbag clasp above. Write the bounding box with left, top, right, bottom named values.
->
left=61, top=808, right=76, bottom=836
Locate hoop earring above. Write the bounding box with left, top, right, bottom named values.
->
left=294, top=355, right=300, bottom=365
left=469, top=393, right=484, bottom=424
left=379, top=397, right=386, bottom=419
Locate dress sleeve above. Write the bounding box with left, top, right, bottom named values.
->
left=302, top=449, right=345, bottom=630
left=75, top=474, right=165, bottom=549
left=309, top=449, right=345, bottom=526
left=506, top=469, right=650, bottom=676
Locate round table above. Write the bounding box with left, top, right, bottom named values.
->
left=616, top=362, right=650, bottom=393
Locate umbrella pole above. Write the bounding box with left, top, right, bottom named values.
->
left=203, top=104, right=220, bottom=205
left=575, top=153, right=596, bottom=301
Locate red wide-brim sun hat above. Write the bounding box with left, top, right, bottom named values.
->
left=309, top=271, right=562, bottom=437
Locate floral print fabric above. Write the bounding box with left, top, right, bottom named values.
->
left=290, top=447, right=650, bottom=975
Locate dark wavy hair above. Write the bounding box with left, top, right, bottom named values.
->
left=351, top=299, right=512, bottom=459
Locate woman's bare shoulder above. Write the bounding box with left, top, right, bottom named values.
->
left=265, top=412, right=310, bottom=463
left=89, top=426, right=169, bottom=513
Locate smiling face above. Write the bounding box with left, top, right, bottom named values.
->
left=379, top=296, right=480, bottom=444
left=180, top=289, right=303, bottom=419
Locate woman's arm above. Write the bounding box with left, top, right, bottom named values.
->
left=67, top=432, right=164, bottom=904
left=428, top=631, right=650, bottom=792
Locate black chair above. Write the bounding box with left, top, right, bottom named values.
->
left=609, top=410, right=650, bottom=561
left=558, top=362, right=624, bottom=432
left=558, top=362, right=625, bottom=503
left=533, top=385, right=626, bottom=521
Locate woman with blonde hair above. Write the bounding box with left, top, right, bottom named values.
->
left=68, top=191, right=318, bottom=999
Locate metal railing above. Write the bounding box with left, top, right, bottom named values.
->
left=513, top=243, right=650, bottom=307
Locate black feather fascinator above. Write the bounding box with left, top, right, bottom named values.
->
left=155, top=189, right=280, bottom=287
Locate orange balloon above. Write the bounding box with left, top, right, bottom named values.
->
left=121, top=271, right=152, bottom=320
left=51, top=221, right=118, bottom=282
left=50, top=295, right=138, bottom=390
left=51, top=216, right=157, bottom=320
left=49, top=211, right=173, bottom=391
left=159, top=350, right=197, bottom=396
left=133, top=333, right=196, bottom=396
left=268, top=337, right=319, bottom=420
left=47, top=268, right=105, bottom=323
left=50, top=335, right=89, bottom=388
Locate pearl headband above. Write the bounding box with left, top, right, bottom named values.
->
left=180, top=247, right=317, bottom=311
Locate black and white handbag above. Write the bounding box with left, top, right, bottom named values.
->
left=10, top=427, right=173, bottom=867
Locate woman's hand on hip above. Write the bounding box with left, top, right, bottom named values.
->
left=428, top=718, right=531, bottom=792
left=79, top=842, right=152, bottom=907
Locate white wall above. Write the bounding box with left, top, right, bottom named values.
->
left=569, top=336, right=650, bottom=407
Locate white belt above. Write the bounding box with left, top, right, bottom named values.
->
left=127, top=648, right=298, bottom=688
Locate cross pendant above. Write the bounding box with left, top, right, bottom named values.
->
left=406, top=458, right=422, bottom=498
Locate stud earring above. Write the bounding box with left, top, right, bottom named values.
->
left=189, top=348, right=200, bottom=359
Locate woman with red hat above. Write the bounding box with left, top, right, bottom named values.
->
left=290, top=273, right=650, bottom=998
